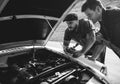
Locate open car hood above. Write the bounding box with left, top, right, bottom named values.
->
left=0, top=0, right=75, bottom=17
left=0, top=0, right=112, bottom=83
left=0, top=0, right=79, bottom=50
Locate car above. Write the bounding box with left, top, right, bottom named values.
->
left=0, top=0, right=111, bottom=84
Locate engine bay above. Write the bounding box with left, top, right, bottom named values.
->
left=0, top=48, right=104, bottom=84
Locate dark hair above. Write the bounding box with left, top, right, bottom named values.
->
left=81, top=0, right=103, bottom=12
left=63, top=13, right=78, bottom=22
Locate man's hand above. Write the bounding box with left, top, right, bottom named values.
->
left=72, top=51, right=83, bottom=58
left=65, top=47, right=76, bottom=54
left=88, top=56, right=96, bottom=61
left=64, top=47, right=76, bottom=54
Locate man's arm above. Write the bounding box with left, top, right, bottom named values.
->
left=73, top=30, right=96, bottom=57
left=63, top=40, right=70, bottom=53
left=89, top=43, right=106, bottom=61
left=81, top=30, right=96, bottom=55
left=81, top=20, right=96, bottom=54
left=88, top=32, right=106, bottom=61
left=63, top=28, right=72, bottom=54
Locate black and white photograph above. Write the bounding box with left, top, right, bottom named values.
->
left=0, top=0, right=120, bottom=84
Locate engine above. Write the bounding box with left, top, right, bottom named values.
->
left=0, top=49, right=103, bottom=84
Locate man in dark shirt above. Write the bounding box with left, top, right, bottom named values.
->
left=63, top=13, right=106, bottom=63
left=81, top=0, right=120, bottom=59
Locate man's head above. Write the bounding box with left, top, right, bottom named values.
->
left=81, top=0, right=103, bottom=23
left=64, top=13, right=79, bottom=30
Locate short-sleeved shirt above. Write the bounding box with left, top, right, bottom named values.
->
left=64, top=19, right=93, bottom=45
left=100, top=8, right=120, bottom=48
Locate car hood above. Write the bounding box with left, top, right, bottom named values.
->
left=0, top=0, right=75, bottom=18
left=0, top=0, right=78, bottom=50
